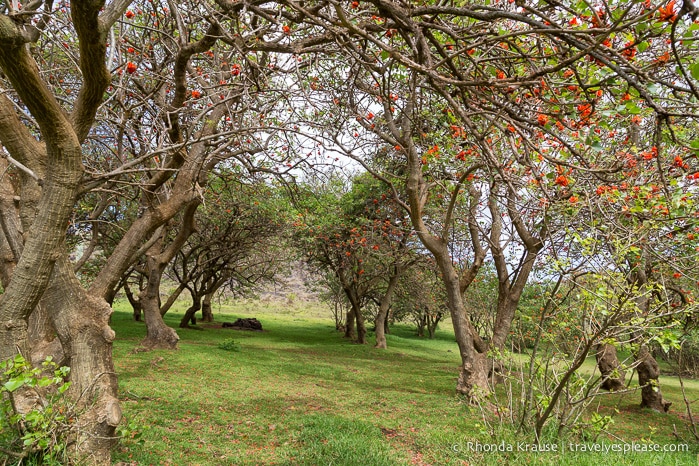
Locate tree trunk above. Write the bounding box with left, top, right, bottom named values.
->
left=416, top=314, right=426, bottom=337
left=427, top=312, right=442, bottom=339
left=160, top=282, right=186, bottom=316
left=491, top=294, right=518, bottom=349
left=355, top=304, right=367, bottom=344
left=396, top=79, right=490, bottom=401
left=596, top=343, right=626, bottom=391
left=637, top=345, right=671, bottom=412
left=180, top=295, right=202, bottom=328
left=201, top=292, right=214, bottom=322
left=374, top=312, right=388, bottom=348
left=139, top=254, right=179, bottom=349
left=436, top=253, right=490, bottom=398
left=344, top=307, right=356, bottom=340
left=123, top=280, right=143, bottom=322
left=138, top=203, right=198, bottom=348
left=375, top=271, right=400, bottom=349
left=44, top=257, right=121, bottom=465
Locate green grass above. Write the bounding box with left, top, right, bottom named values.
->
left=110, top=299, right=699, bottom=465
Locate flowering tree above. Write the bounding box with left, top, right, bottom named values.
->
left=0, top=0, right=321, bottom=461
left=275, top=0, right=699, bottom=401
left=295, top=173, right=415, bottom=346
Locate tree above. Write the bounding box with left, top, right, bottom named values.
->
left=279, top=0, right=699, bottom=402
left=173, top=177, right=290, bottom=328
left=392, top=260, right=448, bottom=339
left=0, top=1, right=321, bottom=461
left=0, top=2, right=129, bottom=461
left=295, top=173, right=415, bottom=345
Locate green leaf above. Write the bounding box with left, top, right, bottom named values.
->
left=625, top=100, right=641, bottom=114
left=4, top=378, right=25, bottom=392
left=690, top=63, right=699, bottom=81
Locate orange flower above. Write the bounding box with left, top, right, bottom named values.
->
left=655, top=51, right=671, bottom=64
left=125, top=10, right=135, bottom=19
left=126, top=62, right=137, bottom=74
left=569, top=195, right=578, bottom=203
left=191, top=90, right=201, bottom=98
left=554, top=175, right=569, bottom=187
left=282, top=25, right=291, bottom=34
left=576, top=103, right=592, bottom=119
left=496, top=70, right=506, bottom=80
left=658, top=0, right=677, bottom=22
left=537, top=113, right=549, bottom=126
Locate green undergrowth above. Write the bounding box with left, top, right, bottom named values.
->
left=110, top=299, right=699, bottom=465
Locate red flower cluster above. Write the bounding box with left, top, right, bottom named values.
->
left=554, top=175, right=569, bottom=187
left=658, top=1, right=677, bottom=22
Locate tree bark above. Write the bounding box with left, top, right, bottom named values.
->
left=637, top=344, right=671, bottom=412
left=202, top=292, right=214, bottom=322
left=375, top=271, right=400, bottom=349
left=427, top=312, right=442, bottom=339
left=43, top=257, right=121, bottom=464
left=344, top=307, right=356, bottom=340
left=160, top=283, right=186, bottom=316
left=596, top=343, right=626, bottom=391
left=123, top=280, right=143, bottom=322
left=27, top=303, right=64, bottom=367
left=140, top=254, right=179, bottom=349
left=180, top=295, right=202, bottom=328
left=355, top=303, right=367, bottom=344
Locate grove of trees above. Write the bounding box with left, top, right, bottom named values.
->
left=0, top=0, right=697, bottom=463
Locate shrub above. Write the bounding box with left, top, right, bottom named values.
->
left=218, top=338, right=241, bottom=352
left=0, top=354, right=72, bottom=465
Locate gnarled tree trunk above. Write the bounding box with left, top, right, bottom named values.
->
left=140, top=252, right=180, bottom=349
left=637, top=345, right=671, bottom=412
left=201, top=292, right=215, bottom=322
left=139, top=203, right=198, bottom=349
left=123, top=279, right=143, bottom=322
left=180, top=294, right=202, bottom=328
left=44, top=257, right=121, bottom=464
left=596, top=343, right=626, bottom=391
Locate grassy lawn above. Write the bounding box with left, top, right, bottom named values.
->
left=111, top=299, right=699, bottom=465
